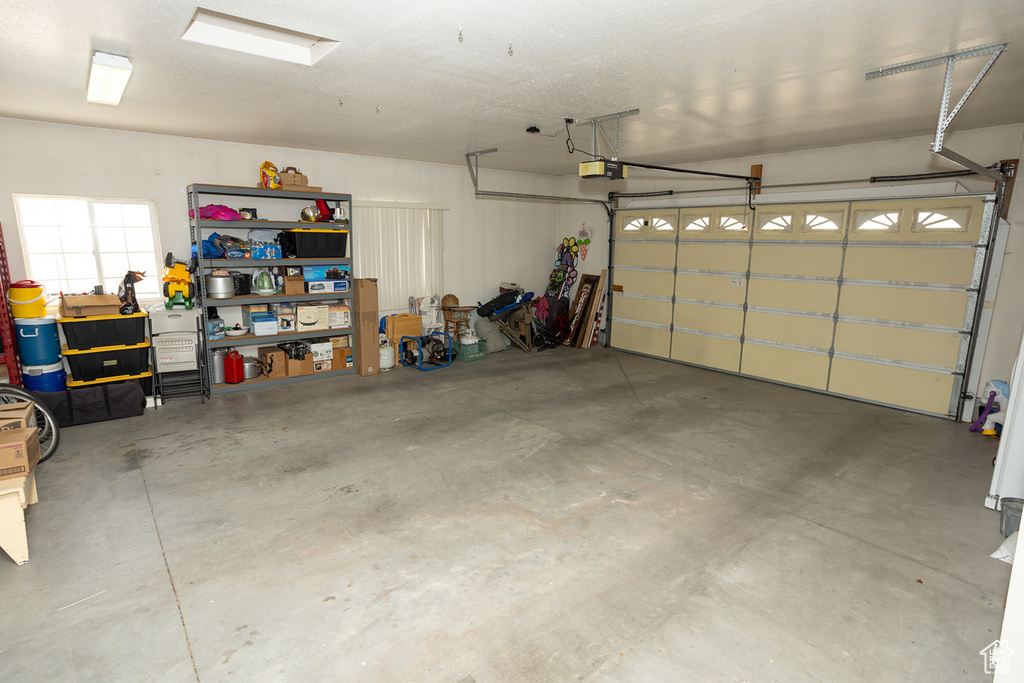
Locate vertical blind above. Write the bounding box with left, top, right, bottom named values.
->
left=351, top=206, right=444, bottom=313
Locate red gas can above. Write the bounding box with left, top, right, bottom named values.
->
left=224, top=349, right=245, bottom=384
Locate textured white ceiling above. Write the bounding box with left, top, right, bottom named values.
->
left=1, top=0, right=1022, bottom=175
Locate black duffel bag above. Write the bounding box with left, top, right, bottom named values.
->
left=33, top=380, right=147, bottom=428
left=476, top=290, right=521, bottom=318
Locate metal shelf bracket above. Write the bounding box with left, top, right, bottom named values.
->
left=575, top=108, right=640, bottom=161
left=866, top=42, right=1009, bottom=181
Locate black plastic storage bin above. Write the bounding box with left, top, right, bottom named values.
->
left=285, top=229, right=349, bottom=258
left=63, top=339, right=151, bottom=381
left=60, top=312, right=148, bottom=350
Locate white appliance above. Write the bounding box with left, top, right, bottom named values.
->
left=987, top=331, right=1024, bottom=511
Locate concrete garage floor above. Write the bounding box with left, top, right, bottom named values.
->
left=0, top=347, right=1010, bottom=681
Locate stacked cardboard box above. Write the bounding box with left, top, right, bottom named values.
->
left=352, top=279, right=379, bottom=376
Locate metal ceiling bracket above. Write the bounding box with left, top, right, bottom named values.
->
left=575, top=108, right=640, bottom=160
left=933, top=147, right=1005, bottom=183
left=465, top=148, right=498, bottom=191
left=865, top=42, right=1008, bottom=152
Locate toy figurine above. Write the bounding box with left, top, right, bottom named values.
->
left=118, top=270, right=146, bottom=315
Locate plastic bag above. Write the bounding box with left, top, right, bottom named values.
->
left=260, top=161, right=281, bottom=189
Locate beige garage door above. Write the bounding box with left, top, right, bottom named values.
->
left=669, top=206, right=752, bottom=372
left=609, top=210, right=678, bottom=357
left=829, top=197, right=989, bottom=416
left=741, top=203, right=847, bottom=391
left=609, top=195, right=996, bottom=417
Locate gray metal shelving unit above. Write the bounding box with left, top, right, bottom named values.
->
left=187, top=184, right=355, bottom=397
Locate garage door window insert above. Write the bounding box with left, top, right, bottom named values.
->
left=914, top=208, right=970, bottom=232
left=804, top=213, right=844, bottom=231
left=854, top=210, right=901, bottom=232
left=14, top=195, right=160, bottom=298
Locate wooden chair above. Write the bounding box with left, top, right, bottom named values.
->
left=441, top=294, right=474, bottom=342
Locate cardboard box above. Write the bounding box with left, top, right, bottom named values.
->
left=306, top=280, right=350, bottom=294
left=352, top=279, right=379, bottom=376
left=310, top=341, right=334, bottom=373
left=0, top=428, right=40, bottom=482
left=277, top=266, right=303, bottom=277
left=241, top=304, right=268, bottom=329
left=285, top=352, right=314, bottom=378
left=329, top=335, right=350, bottom=348
left=257, top=183, right=323, bottom=193
left=310, top=341, right=333, bottom=360
left=281, top=185, right=323, bottom=193
left=269, top=302, right=295, bottom=316
left=258, top=346, right=287, bottom=379
left=333, top=347, right=354, bottom=369
left=0, top=403, right=36, bottom=432
left=328, top=304, right=351, bottom=330
left=282, top=275, right=305, bottom=295
left=269, top=303, right=296, bottom=332
left=280, top=167, right=308, bottom=186
left=296, top=305, right=330, bottom=332
left=59, top=294, right=121, bottom=318
left=302, top=265, right=350, bottom=281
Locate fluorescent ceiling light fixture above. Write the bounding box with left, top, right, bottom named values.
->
left=87, top=52, right=132, bottom=106
left=181, top=8, right=339, bottom=65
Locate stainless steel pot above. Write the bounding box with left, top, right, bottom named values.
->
left=205, top=274, right=236, bottom=299
left=243, top=356, right=261, bottom=379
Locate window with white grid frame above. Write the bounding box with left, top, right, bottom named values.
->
left=14, top=195, right=161, bottom=298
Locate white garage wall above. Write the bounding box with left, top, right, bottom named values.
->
left=554, top=123, right=1024, bottom=398
left=0, top=117, right=561, bottom=312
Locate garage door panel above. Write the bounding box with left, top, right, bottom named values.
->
left=740, top=344, right=830, bottom=390
left=847, top=197, right=985, bottom=243
left=612, top=322, right=671, bottom=358
left=839, top=285, right=968, bottom=328
left=750, top=245, right=842, bottom=278
left=834, top=322, right=962, bottom=368
left=676, top=244, right=749, bottom=272
left=744, top=311, right=834, bottom=350
left=675, top=273, right=747, bottom=305
left=615, top=242, right=677, bottom=269
left=673, top=302, right=744, bottom=336
left=612, top=296, right=672, bottom=326
left=829, top=358, right=956, bottom=415
left=747, top=279, right=838, bottom=315
left=612, top=269, right=674, bottom=298
left=843, top=247, right=976, bottom=285
left=670, top=332, right=740, bottom=372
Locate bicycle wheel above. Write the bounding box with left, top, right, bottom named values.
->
left=0, top=384, right=60, bottom=464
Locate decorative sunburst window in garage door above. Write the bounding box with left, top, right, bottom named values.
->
left=804, top=212, right=845, bottom=231
left=622, top=217, right=674, bottom=233
left=914, top=208, right=970, bottom=232
left=854, top=210, right=901, bottom=232
left=682, top=216, right=711, bottom=232
left=757, top=214, right=792, bottom=231
left=719, top=215, right=749, bottom=231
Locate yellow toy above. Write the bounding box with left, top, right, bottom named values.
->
left=162, top=252, right=197, bottom=309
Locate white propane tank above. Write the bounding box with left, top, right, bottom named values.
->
left=379, top=344, right=396, bottom=371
